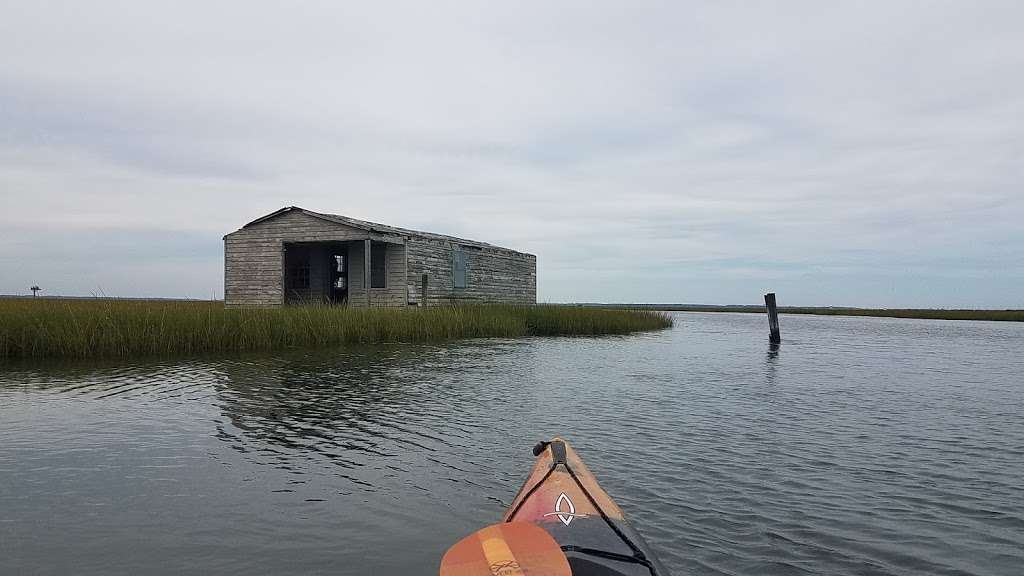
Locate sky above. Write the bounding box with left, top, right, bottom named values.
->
left=1, top=1, right=1022, bottom=307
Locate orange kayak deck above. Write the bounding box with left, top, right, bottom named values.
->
left=504, top=438, right=670, bottom=575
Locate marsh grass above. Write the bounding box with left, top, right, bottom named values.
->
left=0, top=299, right=672, bottom=361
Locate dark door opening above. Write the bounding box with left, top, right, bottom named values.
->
left=284, top=246, right=311, bottom=305
left=330, top=252, right=347, bottom=304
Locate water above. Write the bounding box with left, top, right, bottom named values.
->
left=1, top=312, right=1022, bottom=575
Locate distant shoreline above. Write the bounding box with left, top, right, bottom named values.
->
left=0, top=295, right=212, bottom=301
left=582, top=304, right=1024, bottom=322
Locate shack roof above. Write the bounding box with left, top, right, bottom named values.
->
left=239, top=206, right=531, bottom=254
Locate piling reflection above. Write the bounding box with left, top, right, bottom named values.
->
left=765, top=342, right=780, bottom=384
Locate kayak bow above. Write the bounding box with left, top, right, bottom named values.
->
left=504, top=438, right=669, bottom=575
left=442, top=438, right=669, bottom=576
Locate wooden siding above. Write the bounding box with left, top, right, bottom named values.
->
left=225, top=208, right=534, bottom=308
left=345, top=241, right=407, bottom=307
left=406, top=237, right=536, bottom=306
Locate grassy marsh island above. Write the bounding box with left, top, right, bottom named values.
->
left=611, top=304, right=1024, bottom=322
left=0, top=299, right=672, bottom=361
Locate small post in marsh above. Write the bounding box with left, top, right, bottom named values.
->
left=765, top=292, right=781, bottom=344
left=421, top=274, right=429, bottom=307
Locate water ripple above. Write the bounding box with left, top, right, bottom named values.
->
left=1, top=314, right=1023, bottom=575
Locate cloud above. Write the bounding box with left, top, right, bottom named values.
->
left=0, top=1, right=1022, bottom=306
left=0, top=81, right=279, bottom=180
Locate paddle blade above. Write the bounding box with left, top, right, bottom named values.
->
left=440, top=522, right=571, bottom=576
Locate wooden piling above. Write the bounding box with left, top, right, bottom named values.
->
left=765, top=292, right=781, bottom=344
left=421, top=274, right=429, bottom=306
left=364, top=239, right=372, bottom=307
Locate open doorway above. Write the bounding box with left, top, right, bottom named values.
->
left=283, top=242, right=351, bottom=306
left=330, top=252, right=347, bottom=304
left=283, top=245, right=312, bottom=304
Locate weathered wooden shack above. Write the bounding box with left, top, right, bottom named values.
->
left=224, top=206, right=537, bottom=307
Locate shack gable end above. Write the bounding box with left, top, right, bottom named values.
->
left=225, top=210, right=406, bottom=308
left=227, top=209, right=368, bottom=241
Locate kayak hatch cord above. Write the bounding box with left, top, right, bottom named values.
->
left=506, top=440, right=564, bottom=519
left=561, top=454, right=658, bottom=574
left=506, top=466, right=557, bottom=519
left=512, top=440, right=660, bottom=576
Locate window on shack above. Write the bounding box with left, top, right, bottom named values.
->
left=453, top=248, right=468, bottom=289
left=371, top=243, right=387, bottom=288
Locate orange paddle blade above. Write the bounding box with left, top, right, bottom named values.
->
left=440, top=522, right=571, bottom=576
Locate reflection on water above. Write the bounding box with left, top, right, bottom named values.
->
left=2, top=313, right=1024, bottom=575
left=765, top=342, right=780, bottom=385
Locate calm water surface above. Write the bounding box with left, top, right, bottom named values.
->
left=1, top=313, right=1023, bottom=575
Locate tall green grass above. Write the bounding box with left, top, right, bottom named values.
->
left=0, top=299, right=672, bottom=361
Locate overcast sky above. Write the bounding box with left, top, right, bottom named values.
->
left=1, top=2, right=1021, bottom=306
